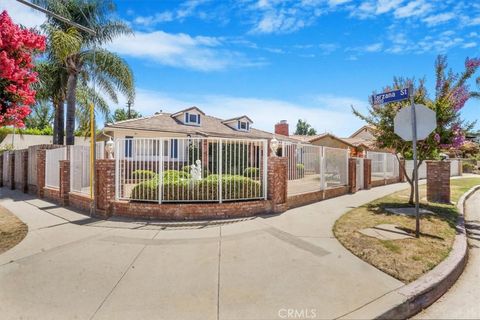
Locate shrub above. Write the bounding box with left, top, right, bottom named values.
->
left=182, top=165, right=192, bottom=173
left=462, top=162, right=475, bottom=173
left=296, top=163, right=305, bottom=170
left=130, top=174, right=262, bottom=201
left=131, top=170, right=157, bottom=180
left=243, top=167, right=260, bottom=178
left=163, top=170, right=190, bottom=182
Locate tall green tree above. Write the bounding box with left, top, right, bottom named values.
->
left=108, top=107, right=142, bottom=123
left=37, top=0, right=135, bottom=145
left=294, top=119, right=317, bottom=136
left=353, top=55, right=480, bottom=204
left=24, top=102, right=54, bottom=131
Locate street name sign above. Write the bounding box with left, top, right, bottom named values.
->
left=371, top=88, right=409, bottom=105
left=394, top=104, right=436, bottom=141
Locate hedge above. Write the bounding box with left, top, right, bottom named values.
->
left=130, top=174, right=262, bottom=201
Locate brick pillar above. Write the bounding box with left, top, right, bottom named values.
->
left=0, top=153, right=3, bottom=187
left=95, top=159, right=115, bottom=218
left=59, top=160, right=70, bottom=205
left=267, top=156, right=288, bottom=213
left=427, top=160, right=450, bottom=203
left=37, top=149, right=46, bottom=198
left=21, top=150, right=28, bottom=193
left=9, top=151, right=15, bottom=190
left=364, top=158, right=372, bottom=190
left=348, top=158, right=357, bottom=193
left=399, top=159, right=406, bottom=182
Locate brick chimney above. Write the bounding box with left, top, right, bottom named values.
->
left=275, top=120, right=289, bottom=136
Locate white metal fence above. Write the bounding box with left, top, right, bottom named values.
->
left=115, top=137, right=268, bottom=203
left=281, top=143, right=349, bottom=196
left=367, top=151, right=399, bottom=181
left=45, top=147, right=67, bottom=188
left=70, top=142, right=105, bottom=195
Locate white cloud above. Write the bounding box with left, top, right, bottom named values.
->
left=376, top=0, right=404, bottom=14
left=110, top=31, right=262, bottom=71
left=467, top=16, right=480, bottom=26
left=393, top=0, right=431, bottom=18
left=114, top=89, right=368, bottom=137
left=134, top=11, right=174, bottom=26
left=422, top=12, right=455, bottom=26
left=364, top=42, right=383, bottom=52
left=0, top=0, right=45, bottom=28
left=462, top=42, right=477, bottom=48
left=328, top=0, right=352, bottom=6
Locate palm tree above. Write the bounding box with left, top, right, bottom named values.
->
left=37, top=0, right=135, bottom=145
left=34, top=61, right=67, bottom=144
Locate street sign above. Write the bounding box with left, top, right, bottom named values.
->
left=371, top=88, right=409, bottom=105
left=394, top=104, right=436, bottom=141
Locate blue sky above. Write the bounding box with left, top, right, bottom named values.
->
left=2, top=0, right=480, bottom=136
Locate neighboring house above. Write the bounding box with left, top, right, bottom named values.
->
left=0, top=134, right=89, bottom=150
left=103, top=107, right=297, bottom=161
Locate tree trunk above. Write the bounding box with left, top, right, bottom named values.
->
left=53, top=100, right=59, bottom=145
left=57, top=100, right=65, bottom=145
left=66, top=72, right=78, bottom=145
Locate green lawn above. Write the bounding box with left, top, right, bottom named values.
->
left=334, top=177, right=480, bottom=283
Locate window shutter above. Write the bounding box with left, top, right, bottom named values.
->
left=185, top=112, right=189, bottom=123
left=197, top=114, right=201, bottom=124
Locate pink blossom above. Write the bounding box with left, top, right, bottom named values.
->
left=0, top=10, right=45, bottom=126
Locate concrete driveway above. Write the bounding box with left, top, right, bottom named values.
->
left=0, top=184, right=411, bottom=320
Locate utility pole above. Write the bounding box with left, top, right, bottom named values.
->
left=127, top=100, right=132, bottom=119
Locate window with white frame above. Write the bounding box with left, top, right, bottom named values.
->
left=185, top=112, right=201, bottom=125
left=238, top=120, right=250, bottom=131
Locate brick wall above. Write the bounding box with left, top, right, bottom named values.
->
left=364, top=158, right=372, bottom=189
left=59, top=160, right=70, bottom=205
left=111, top=200, right=273, bottom=220
left=427, top=160, right=451, bottom=203
left=43, top=186, right=60, bottom=203
left=348, top=158, right=357, bottom=193
left=69, top=192, right=93, bottom=213
left=267, top=157, right=288, bottom=213
left=95, top=159, right=116, bottom=218
left=287, top=185, right=349, bottom=209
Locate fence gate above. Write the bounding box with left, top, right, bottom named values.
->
left=355, top=158, right=364, bottom=190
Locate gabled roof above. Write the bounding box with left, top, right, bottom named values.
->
left=105, top=111, right=278, bottom=140
left=171, top=106, right=205, bottom=117
left=290, top=133, right=355, bottom=148
left=349, top=125, right=376, bottom=139
left=222, top=115, right=254, bottom=124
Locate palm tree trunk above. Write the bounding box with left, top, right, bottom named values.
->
left=66, top=72, right=78, bottom=145
left=58, top=100, right=65, bottom=145
left=53, top=100, right=59, bottom=145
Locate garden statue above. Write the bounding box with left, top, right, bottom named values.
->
left=190, top=160, right=203, bottom=181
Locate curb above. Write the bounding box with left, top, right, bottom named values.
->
left=343, top=185, right=480, bottom=320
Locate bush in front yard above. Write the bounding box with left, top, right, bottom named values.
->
left=243, top=167, right=260, bottom=178
left=130, top=174, right=262, bottom=201
left=131, top=170, right=157, bottom=180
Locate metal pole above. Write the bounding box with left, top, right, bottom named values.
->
left=16, top=0, right=96, bottom=35
left=410, top=83, right=420, bottom=238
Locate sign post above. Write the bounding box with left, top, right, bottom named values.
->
left=409, top=84, right=420, bottom=238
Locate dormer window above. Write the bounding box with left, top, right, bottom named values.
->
left=185, top=112, right=201, bottom=125
left=238, top=121, right=249, bottom=131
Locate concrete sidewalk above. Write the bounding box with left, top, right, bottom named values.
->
left=414, top=190, right=480, bottom=319
left=0, top=183, right=412, bottom=320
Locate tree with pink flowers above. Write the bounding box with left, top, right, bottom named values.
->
left=353, top=55, right=480, bottom=204
left=0, top=10, right=45, bottom=127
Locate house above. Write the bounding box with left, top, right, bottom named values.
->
left=103, top=107, right=297, bottom=161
